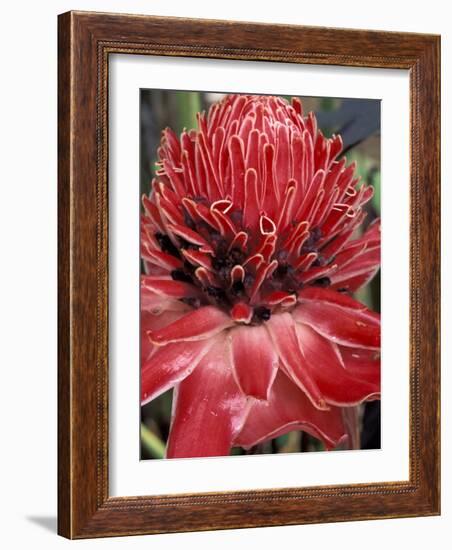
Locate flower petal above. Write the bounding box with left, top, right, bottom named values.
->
left=141, top=247, right=183, bottom=271
left=141, top=281, right=190, bottom=315
left=298, top=286, right=368, bottom=310
left=234, top=371, right=346, bottom=450
left=141, top=309, right=188, bottom=367
left=228, top=325, right=278, bottom=400
left=230, top=302, right=253, bottom=324
left=141, top=339, right=213, bottom=404
left=295, top=290, right=380, bottom=350
left=141, top=277, right=198, bottom=299
left=266, top=313, right=327, bottom=410
left=166, top=335, right=248, bottom=458
left=296, top=323, right=380, bottom=406
left=339, top=346, right=381, bottom=386
left=147, top=306, right=233, bottom=346
left=167, top=223, right=214, bottom=254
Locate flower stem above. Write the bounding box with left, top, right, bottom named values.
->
left=140, top=423, right=166, bottom=459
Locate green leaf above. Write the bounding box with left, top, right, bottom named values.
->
left=141, top=423, right=166, bottom=459
left=176, top=91, right=202, bottom=133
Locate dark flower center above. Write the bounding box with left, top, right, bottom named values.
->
left=155, top=207, right=336, bottom=324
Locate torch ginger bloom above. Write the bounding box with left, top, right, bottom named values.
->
left=141, top=94, right=381, bottom=458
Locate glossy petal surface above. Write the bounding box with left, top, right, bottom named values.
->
left=166, top=336, right=248, bottom=458
left=228, top=325, right=278, bottom=400
left=147, top=306, right=233, bottom=345
left=296, top=323, right=380, bottom=406
left=235, top=371, right=346, bottom=450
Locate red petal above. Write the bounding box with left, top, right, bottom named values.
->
left=298, top=286, right=368, bottom=310
left=210, top=207, right=237, bottom=239
left=295, top=291, right=380, bottom=350
left=228, top=231, right=248, bottom=252
left=228, top=325, right=278, bottom=400
left=330, top=247, right=380, bottom=291
left=141, top=247, right=183, bottom=271
left=141, top=284, right=189, bottom=315
left=167, top=223, right=214, bottom=254
left=181, top=249, right=213, bottom=271
left=262, top=290, right=297, bottom=308
left=262, top=143, right=278, bottom=216
left=266, top=313, right=327, bottom=410
left=298, top=263, right=338, bottom=285
left=142, top=194, right=164, bottom=232
left=230, top=265, right=245, bottom=284
left=230, top=302, right=253, bottom=324
left=275, top=123, right=290, bottom=189
left=331, top=271, right=379, bottom=293
left=260, top=215, right=276, bottom=236
left=147, top=306, right=233, bottom=345
left=141, top=309, right=188, bottom=364
left=141, top=339, right=212, bottom=404
left=276, top=182, right=296, bottom=231
left=162, top=159, right=185, bottom=198
left=249, top=259, right=278, bottom=303
left=339, top=346, right=381, bottom=386
left=234, top=371, right=346, bottom=450
left=166, top=336, right=248, bottom=458
left=296, top=323, right=380, bottom=406
left=229, top=135, right=246, bottom=208
left=243, top=168, right=260, bottom=230
left=141, top=277, right=197, bottom=299
left=194, top=266, right=218, bottom=287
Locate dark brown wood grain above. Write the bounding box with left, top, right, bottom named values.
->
left=58, top=10, right=440, bottom=539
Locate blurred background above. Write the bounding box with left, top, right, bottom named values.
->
left=140, top=90, right=381, bottom=459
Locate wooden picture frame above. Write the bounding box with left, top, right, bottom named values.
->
left=58, top=10, right=440, bottom=538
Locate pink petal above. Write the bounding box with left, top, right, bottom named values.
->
left=228, top=325, right=278, bottom=400
left=266, top=313, right=327, bottom=410
left=147, top=306, right=233, bottom=346
left=296, top=323, right=380, bottom=406
left=234, top=371, right=346, bottom=450
left=141, top=339, right=212, bottom=404
left=295, top=290, right=380, bottom=350
left=166, top=335, right=248, bottom=458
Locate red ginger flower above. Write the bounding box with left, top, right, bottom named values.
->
left=141, top=94, right=381, bottom=458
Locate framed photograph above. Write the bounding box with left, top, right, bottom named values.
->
left=58, top=11, right=440, bottom=538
